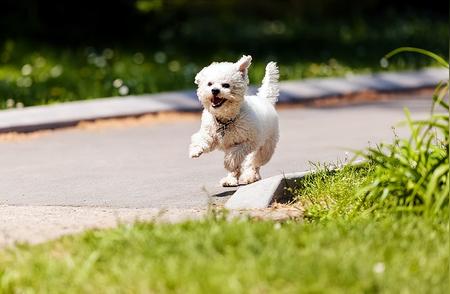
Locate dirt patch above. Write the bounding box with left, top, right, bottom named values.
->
left=231, top=206, right=304, bottom=222
left=0, top=130, right=55, bottom=142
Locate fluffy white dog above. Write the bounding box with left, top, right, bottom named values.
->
left=189, top=55, right=279, bottom=187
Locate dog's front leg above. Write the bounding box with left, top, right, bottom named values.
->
left=221, top=142, right=254, bottom=186
left=189, top=130, right=216, bottom=158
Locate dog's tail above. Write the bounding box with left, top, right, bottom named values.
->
left=257, top=62, right=279, bottom=105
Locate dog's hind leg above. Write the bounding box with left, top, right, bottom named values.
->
left=255, top=137, right=277, bottom=167
left=240, top=137, right=277, bottom=185
left=240, top=152, right=261, bottom=185
left=221, top=142, right=254, bottom=187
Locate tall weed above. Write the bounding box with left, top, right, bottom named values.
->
left=358, top=48, right=449, bottom=216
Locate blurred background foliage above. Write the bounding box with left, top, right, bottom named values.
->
left=0, top=0, right=448, bottom=108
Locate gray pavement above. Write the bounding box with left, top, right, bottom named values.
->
left=0, top=94, right=432, bottom=208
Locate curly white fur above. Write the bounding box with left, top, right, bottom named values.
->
left=189, top=55, right=279, bottom=187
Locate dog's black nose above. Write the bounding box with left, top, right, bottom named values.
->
left=211, top=88, right=220, bottom=95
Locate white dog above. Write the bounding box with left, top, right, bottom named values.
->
left=189, top=55, right=279, bottom=187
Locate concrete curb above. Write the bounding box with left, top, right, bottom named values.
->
left=0, top=68, right=446, bottom=133
left=225, top=161, right=365, bottom=209
left=0, top=91, right=201, bottom=133
left=224, top=171, right=310, bottom=209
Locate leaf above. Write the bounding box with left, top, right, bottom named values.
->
left=384, top=47, right=449, bottom=68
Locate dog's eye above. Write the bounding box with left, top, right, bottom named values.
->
left=222, top=83, right=230, bottom=88
left=207, top=82, right=212, bottom=86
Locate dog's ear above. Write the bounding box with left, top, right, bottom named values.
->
left=194, top=69, right=204, bottom=85
left=235, top=55, right=252, bottom=76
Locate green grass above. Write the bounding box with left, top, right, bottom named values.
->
left=290, top=160, right=449, bottom=220
left=0, top=215, right=447, bottom=293
left=289, top=163, right=376, bottom=221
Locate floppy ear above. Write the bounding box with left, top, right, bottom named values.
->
left=235, top=55, right=252, bottom=76
left=194, top=69, right=204, bottom=85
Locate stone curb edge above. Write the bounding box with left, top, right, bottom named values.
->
left=225, top=160, right=366, bottom=209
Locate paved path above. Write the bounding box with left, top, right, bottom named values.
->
left=0, top=94, right=433, bottom=209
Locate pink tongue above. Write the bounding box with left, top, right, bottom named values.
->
left=213, top=96, right=222, bottom=104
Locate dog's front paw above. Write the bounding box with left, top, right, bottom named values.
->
left=189, top=145, right=204, bottom=158
left=220, top=174, right=239, bottom=187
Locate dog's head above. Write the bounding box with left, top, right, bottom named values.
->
left=194, top=55, right=252, bottom=118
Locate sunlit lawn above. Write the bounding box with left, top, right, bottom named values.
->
left=0, top=215, right=447, bottom=293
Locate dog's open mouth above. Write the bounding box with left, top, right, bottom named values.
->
left=211, top=96, right=227, bottom=108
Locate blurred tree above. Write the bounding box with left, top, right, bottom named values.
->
left=1, top=0, right=447, bottom=45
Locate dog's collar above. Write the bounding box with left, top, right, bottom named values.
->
left=215, top=116, right=237, bottom=137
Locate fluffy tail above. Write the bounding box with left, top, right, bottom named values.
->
left=257, top=62, right=279, bottom=105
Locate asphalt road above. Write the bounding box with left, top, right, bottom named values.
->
left=0, top=95, right=432, bottom=208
